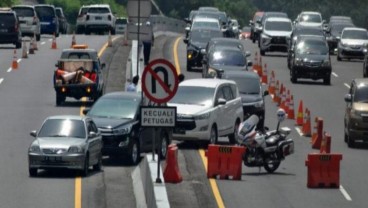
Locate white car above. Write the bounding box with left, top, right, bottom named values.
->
left=84, top=4, right=116, bottom=35
left=186, top=17, right=221, bottom=38
left=11, top=5, right=41, bottom=41
left=337, top=27, right=368, bottom=61
left=115, top=17, right=128, bottom=34
left=259, top=17, right=292, bottom=55
left=76, top=5, right=91, bottom=34
left=295, top=11, right=324, bottom=28
left=168, top=79, right=244, bottom=144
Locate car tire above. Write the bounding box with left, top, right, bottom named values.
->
left=80, top=154, right=89, bottom=177
left=15, top=41, right=22, bottom=49
left=36, top=34, right=41, bottom=41
left=260, top=49, right=265, bottom=56
left=344, top=131, right=348, bottom=143
left=337, top=54, right=342, bottom=61
left=111, top=28, right=116, bottom=35
left=323, top=76, right=331, bottom=85
left=29, top=168, right=37, bottom=177
left=228, top=120, right=240, bottom=144
left=347, top=132, right=355, bottom=148
left=291, top=69, right=297, bottom=83
left=209, top=125, right=218, bottom=145
left=158, top=130, right=170, bottom=159
left=187, top=63, right=192, bottom=72
left=128, top=139, right=140, bottom=165
left=93, top=153, right=102, bottom=171
left=56, top=94, right=65, bottom=106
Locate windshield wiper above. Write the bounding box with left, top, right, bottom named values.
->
left=49, top=134, right=67, bottom=137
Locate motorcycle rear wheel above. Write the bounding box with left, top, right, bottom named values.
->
left=263, top=160, right=280, bottom=173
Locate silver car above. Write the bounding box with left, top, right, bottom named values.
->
left=28, top=115, right=102, bottom=177
left=11, top=5, right=41, bottom=41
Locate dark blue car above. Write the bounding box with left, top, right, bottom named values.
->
left=35, top=4, right=59, bottom=37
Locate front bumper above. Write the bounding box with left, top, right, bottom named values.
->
left=101, top=133, right=131, bottom=156
left=173, top=118, right=210, bottom=140
left=293, top=65, right=331, bottom=79
left=29, top=153, right=85, bottom=170
left=260, top=36, right=289, bottom=52
left=348, top=116, right=368, bottom=142
left=338, top=45, right=365, bottom=59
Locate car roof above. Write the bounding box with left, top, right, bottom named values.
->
left=265, top=17, right=291, bottom=22
left=46, top=115, right=86, bottom=121
left=299, top=11, right=321, bottom=15
left=11, top=5, right=34, bottom=9
left=193, top=17, right=219, bottom=22
left=223, top=71, right=259, bottom=79
left=180, top=78, right=236, bottom=88
left=88, top=4, right=110, bottom=8
left=99, top=91, right=142, bottom=100
left=343, top=27, right=367, bottom=32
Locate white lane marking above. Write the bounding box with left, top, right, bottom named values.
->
left=48, top=38, right=52, bottom=41
left=332, top=72, right=338, bottom=77
left=295, top=127, right=303, bottom=136
left=340, top=185, right=352, bottom=201
left=344, top=83, right=350, bottom=88
left=41, top=42, right=46, bottom=45
left=0, top=78, right=3, bottom=84
left=7, top=68, right=12, bottom=72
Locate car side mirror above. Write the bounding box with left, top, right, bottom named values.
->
left=185, top=26, right=190, bottom=32
left=101, top=63, right=106, bottom=69
left=183, top=39, right=188, bottom=44
left=245, top=51, right=251, bottom=57
left=82, top=108, right=89, bottom=115
left=30, top=130, right=37, bottom=137
left=89, top=131, right=97, bottom=138
left=247, top=61, right=253, bottom=67
left=200, top=48, right=206, bottom=55
left=217, top=98, right=227, bottom=106
left=263, top=90, right=269, bottom=96
left=344, top=94, right=352, bottom=102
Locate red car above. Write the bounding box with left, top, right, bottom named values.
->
left=239, top=26, right=251, bottom=39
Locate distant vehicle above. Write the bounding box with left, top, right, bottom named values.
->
left=329, top=16, right=353, bottom=25
left=0, top=8, right=22, bottom=48
left=337, top=27, right=368, bottom=61
left=184, top=27, right=223, bottom=71
left=53, top=45, right=105, bottom=105
left=28, top=115, right=103, bottom=177
left=198, top=7, right=219, bottom=12
left=229, top=19, right=240, bottom=38
left=257, top=12, right=288, bottom=46
left=190, top=17, right=221, bottom=30
left=259, top=17, right=293, bottom=55
left=294, top=11, right=325, bottom=29
left=239, top=26, right=251, bottom=40
left=84, top=4, right=116, bottom=35
left=222, top=70, right=268, bottom=130
left=168, top=78, right=244, bottom=144
left=202, top=45, right=251, bottom=78
left=76, top=5, right=91, bottom=34
left=192, top=11, right=230, bottom=36
left=84, top=92, right=171, bottom=164
left=344, top=78, right=368, bottom=147
left=11, top=5, right=41, bottom=41
left=55, top=7, right=68, bottom=34
left=205, top=37, right=248, bottom=56
left=115, top=17, right=127, bottom=34
left=289, top=35, right=331, bottom=84
left=326, top=22, right=354, bottom=53
left=34, top=4, right=59, bottom=37
left=249, top=11, right=264, bottom=43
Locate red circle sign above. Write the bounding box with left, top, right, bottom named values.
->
left=141, top=59, right=179, bottom=103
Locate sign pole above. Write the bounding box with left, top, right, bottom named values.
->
left=136, top=0, right=141, bottom=77
left=156, top=103, right=162, bottom=183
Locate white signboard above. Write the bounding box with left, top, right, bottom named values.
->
left=127, top=0, right=152, bottom=24
left=141, top=107, right=176, bottom=127
left=126, top=23, right=153, bottom=41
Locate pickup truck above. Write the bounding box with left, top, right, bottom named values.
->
left=53, top=47, right=105, bottom=105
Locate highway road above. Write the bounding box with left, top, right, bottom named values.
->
left=1, top=31, right=368, bottom=208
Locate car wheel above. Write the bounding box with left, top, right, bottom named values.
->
left=347, top=132, right=355, bottom=148
left=260, top=49, right=265, bottom=56
left=85, top=29, right=91, bottom=35
left=323, top=76, right=331, bottom=85
left=93, top=153, right=102, bottom=171
left=158, top=130, right=169, bottom=159
left=56, top=94, right=65, bottom=106
left=128, top=139, right=140, bottom=165
left=29, top=168, right=37, bottom=177
left=187, top=63, right=192, bottom=72
left=344, top=131, right=348, bottom=143
left=209, top=125, right=218, bottom=145
left=15, top=41, right=22, bottom=49
left=337, top=54, right=342, bottom=61
left=111, top=28, right=116, bottom=35
left=80, top=154, right=89, bottom=177
left=228, top=120, right=240, bottom=144
left=291, top=69, right=297, bottom=83
left=36, top=34, right=41, bottom=41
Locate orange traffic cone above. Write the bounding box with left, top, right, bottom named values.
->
left=163, top=144, right=182, bottom=183
left=273, top=80, right=280, bottom=103
left=22, top=42, right=28, bottom=59
left=280, top=87, right=287, bottom=110
left=302, top=108, right=311, bottom=136
left=29, top=39, right=35, bottom=54
left=108, top=30, right=112, bottom=47
left=284, top=90, right=290, bottom=113
left=295, top=100, right=304, bottom=126
left=12, top=49, right=18, bottom=69
left=253, top=51, right=258, bottom=72
left=258, top=57, right=263, bottom=77
left=320, top=133, right=331, bottom=153
left=51, top=33, right=57, bottom=49
left=261, top=63, right=268, bottom=84
left=268, top=70, right=275, bottom=95
left=277, top=83, right=284, bottom=106
left=287, top=94, right=295, bottom=119
left=71, top=32, right=76, bottom=47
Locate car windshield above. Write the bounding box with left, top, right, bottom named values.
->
left=12, top=7, right=34, bottom=17
left=342, top=30, right=368, bottom=39
left=354, top=86, right=368, bottom=102
left=88, top=7, right=110, bottom=14
left=116, top=19, right=127, bottom=24
left=38, top=119, right=86, bottom=138
left=55, top=9, right=62, bottom=18
left=265, top=21, right=291, bottom=31
left=210, top=50, right=246, bottom=66
left=331, top=24, right=354, bottom=35
left=192, top=20, right=219, bottom=30
left=88, top=97, right=140, bottom=119
left=170, top=86, right=215, bottom=106
left=190, top=29, right=222, bottom=43
left=300, top=14, right=322, bottom=23
left=0, top=14, right=15, bottom=25
left=230, top=77, right=260, bottom=94
left=296, top=39, right=329, bottom=55
left=35, top=6, right=55, bottom=18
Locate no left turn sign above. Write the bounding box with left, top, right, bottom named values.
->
left=142, top=59, right=179, bottom=103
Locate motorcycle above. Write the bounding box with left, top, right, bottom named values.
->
left=237, top=109, right=294, bottom=173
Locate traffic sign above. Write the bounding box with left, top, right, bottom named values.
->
left=141, top=106, right=176, bottom=127
left=126, top=23, right=153, bottom=41
left=142, top=59, right=179, bottom=103
left=127, top=0, right=152, bottom=24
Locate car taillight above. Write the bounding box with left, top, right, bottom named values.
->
left=86, top=15, right=89, bottom=21
left=108, top=15, right=111, bottom=21
left=14, top=24, right=18, bottom=32
left=33, top=16, right=37, bottom=25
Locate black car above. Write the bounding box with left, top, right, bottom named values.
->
left=56, top=7, right=68, bottom=34
left=326, top=22, right=354, bottom=53
left=0, top=9, right=22, bottom=48
left=202, top=46, right=251, bottom=78
left=222, top=71, right=268, bottom=130
left=289, top=36, right=332, bottom=85
left=84, top=92, right=171, bottom=164
left=184, top=27, right=223, bottom=71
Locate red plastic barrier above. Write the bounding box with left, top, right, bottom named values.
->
left=163, top=144, right=182, bottom=183
left=207, top=145, right=245, bottom=180
left=305, top=153, right=342, bottom=188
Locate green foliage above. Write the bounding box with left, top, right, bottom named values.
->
left=0, top=0, right=18, bottom=7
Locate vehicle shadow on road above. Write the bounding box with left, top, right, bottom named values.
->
left=293, top=80, right=330, bottom=86
left=243, top=171, right=295, bottom=176
left=33, top=168, right=102, bottom=178
left=102, top=156, right=137, bottom=167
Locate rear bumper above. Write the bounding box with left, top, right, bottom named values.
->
left=0, top=33, right=19, bottom=43
left=54, top=84, right=99, bottom=99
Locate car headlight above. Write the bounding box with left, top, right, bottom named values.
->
left=254, top=100, right=264, bottom=108
left=322, top=59, right=331, bottom=67
left=294, top=58, right=303, bottom=66
left=261, top=33, right=271, bottom=39
left=187, top=50, right=194, bottom=60
left=340, top=42, right=347, bottom=47
left=194, top=112, right=210, bottom=120
left=113, top=126, right=131, bottom=135
left=207, top=68, right=218, bottom=78
left=68, top=146, right=84, bottom=153
left=29, top=145, right=41, bottom=153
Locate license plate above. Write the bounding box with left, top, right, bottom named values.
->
left=95, top=16, right=102, bottom=20
left=41, top=22, right=50, bottom=25
left=174, top=128, right=185, bottom=134
left=44, top=156, right=62, bottom=162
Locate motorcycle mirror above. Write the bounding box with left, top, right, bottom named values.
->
left=276, top=108, right=286, bottom=132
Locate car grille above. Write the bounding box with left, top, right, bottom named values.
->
left=102, top=135, right=119, bottom=147
left=176, top=120, right=196, bottom=131
left=303, top=61, right=322, bottom=67
left=42, top=148, right=68, bottom=154
left=271, top=36, right=287, bottom=44
left=362, top=116, right=368, bottom=123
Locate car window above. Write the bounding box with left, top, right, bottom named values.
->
left=265, top=21, right=292, bottom=31
left=230, top=84, right=238, bottom=98
left=222, top=85, right=234, bottom=101
left=116, top=18, right=127, bottom=24
left=35, top=6, right=56, bottom=19
left=55, top=9, right=63, bottom=18
left=88, top=97, right=140, bottom=119
left=230, top=77, right=260, bottom=94
left=170, top=86, right=215, bottom=106
left=0, top=14, right=16, bottom=25
left=296, top=39, right=329, bottom=55
left=12, top=7, right=34, bottom=17
left=299, top=14, right=321, bottom=23
left=67, top=52, right=91, bottom=59
left=215, top=86, right=225, bottom=101
left=88, top=7, right=110, bottom=14
left=80, top=7, right=89, bottom=15
left=342, top=30, right=368, bottom=40
left=87, top=120, right=98, bottom=133
left=38, top=119, right=86, bottom=138
left=209, top=50, right=246, bottom=66
left=354, top=85, right=368, bottom=103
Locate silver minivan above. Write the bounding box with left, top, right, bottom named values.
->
left=11, top=5, right=41, bottom=41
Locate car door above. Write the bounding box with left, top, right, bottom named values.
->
left=222, top=84, right=237, bottom=134
left=345, top=81, right=355, bottom=130
left=86, top=119, right=102, bottom=165
left=214, top=84, right=228, bottom=136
